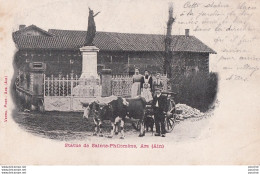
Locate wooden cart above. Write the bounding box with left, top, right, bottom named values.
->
left=132, top=92, right=178, bottom=133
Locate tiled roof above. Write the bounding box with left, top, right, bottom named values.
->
left=12, top=27, right=216, bottom=53
left=13, top=25, right=55, bottom=37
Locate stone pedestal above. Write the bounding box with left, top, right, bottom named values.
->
left=101, top=69, right=112, bottom=97
left=72, top=77, right=101, bottom=97
left=80, top=46, right=99, bottom=79
left=27, top=62, right=46, bottom=95
left=72, top=45, right=101, bottom=97
left=28, top=62, right=46, bottom=111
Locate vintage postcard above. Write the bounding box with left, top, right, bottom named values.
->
left=0, top=0, right=259, bottom=165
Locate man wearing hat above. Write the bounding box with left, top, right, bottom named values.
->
left=152, top=87, right=167, bottom=137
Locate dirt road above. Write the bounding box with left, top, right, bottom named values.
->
left=13, top=110, right=213, bottom=142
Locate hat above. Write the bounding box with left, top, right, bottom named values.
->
left=154, top=87, right=163, bottom=91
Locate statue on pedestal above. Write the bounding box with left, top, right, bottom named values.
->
left=84, top=8, right=100, bottom=46
left=76, top=8, right=101, bottom=97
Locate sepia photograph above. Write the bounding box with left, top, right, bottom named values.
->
left=0, top=0, right=259, bottom=165
left=12, top=4, right=218, bottom=141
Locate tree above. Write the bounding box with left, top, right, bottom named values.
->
left=164, top=3, right=175, bottom=78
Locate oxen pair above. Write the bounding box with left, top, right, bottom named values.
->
left=82, top=96, right=146, bottom=139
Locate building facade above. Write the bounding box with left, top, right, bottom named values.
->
left=13, top=25, right=216, bottom=76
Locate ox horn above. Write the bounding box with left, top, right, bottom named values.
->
left=81, top=102, right=89, bottom=108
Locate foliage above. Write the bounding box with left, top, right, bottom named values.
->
left=172, top=72, right=218, bottom=112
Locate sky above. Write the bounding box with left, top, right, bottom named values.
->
left=12, top=0, right=177, bottom=35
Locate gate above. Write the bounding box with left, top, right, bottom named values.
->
left=43, top=74, right=101, bottom=111
left=43, top=73, right=170, bottom=111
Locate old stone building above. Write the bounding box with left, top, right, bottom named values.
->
left=13, top=25, right=216, bottom=76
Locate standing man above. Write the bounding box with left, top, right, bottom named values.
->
left=152, top=87, right=167, bottom=137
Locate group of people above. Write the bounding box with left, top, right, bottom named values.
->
left=131, top=68, right=163, bottom=101
left=131, top=68, right=168, bottom=137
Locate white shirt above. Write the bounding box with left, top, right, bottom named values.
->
left=155, top=93, right=161, bottom=107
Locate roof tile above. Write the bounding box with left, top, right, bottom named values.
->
left=12, top=28, right=216, bottom=53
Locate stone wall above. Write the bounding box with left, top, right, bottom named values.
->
left=15, top=50, right=82, bottom=76
left=15, top=50, right=209, bottom=77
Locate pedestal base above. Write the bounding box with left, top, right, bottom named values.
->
left=72, top=84, right=101, bottom=97
left=72, top=76, right=101, bottom=97
left=80, top=46, right=99, bottom=79
left=80, top=73, right=99, bottom=80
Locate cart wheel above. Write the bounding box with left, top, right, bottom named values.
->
left=165, top=115, right=176, bottom=133
left=132, top=120, right=141, bottom=131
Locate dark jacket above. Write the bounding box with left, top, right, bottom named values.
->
left=141, top=76, right=153, bottom=90
left=152, top=94, right=168, bottom=112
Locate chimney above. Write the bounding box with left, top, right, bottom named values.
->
left=185, top=29, right=189, bottom=37
left=19, top=25, right=26, bottom=30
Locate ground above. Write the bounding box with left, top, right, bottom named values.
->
left=12, top=110, right=213, bottom=142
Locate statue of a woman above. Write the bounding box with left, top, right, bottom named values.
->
left=84, top=8, right=100, bottom=46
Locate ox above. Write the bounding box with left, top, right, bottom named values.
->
left=123, top=97, right=147, bottom=137
left=83, top=96, right=147, bottom=138
left=82, top=97, right=127, bottom=139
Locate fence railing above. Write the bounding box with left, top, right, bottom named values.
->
left=44, top=73, right=169, bottom=98
left=111, top=74, right=169, bottom=97
left=44, top=74, right=101, bottom=97
left=111, top=75, right=132, bottom=97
